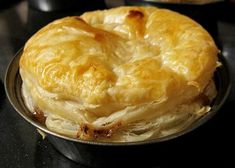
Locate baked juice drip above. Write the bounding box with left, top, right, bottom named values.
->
left=20, top=6, right=218, bottom=142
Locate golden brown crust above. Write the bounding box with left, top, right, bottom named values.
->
left=20, top=6, right=218, bottom=141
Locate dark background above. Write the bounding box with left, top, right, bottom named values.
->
left=0, top=0, right=235, bottom=167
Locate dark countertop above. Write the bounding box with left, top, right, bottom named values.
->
left=0, top=1, right=235, bottom=167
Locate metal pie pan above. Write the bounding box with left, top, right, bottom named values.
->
left=4, top=49, right=231, bottom=167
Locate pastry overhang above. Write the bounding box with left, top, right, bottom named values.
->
left=20, top=6, right=218, bottom=142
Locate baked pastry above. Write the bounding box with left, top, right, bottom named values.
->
left=20, top=6, right=218, bottom=142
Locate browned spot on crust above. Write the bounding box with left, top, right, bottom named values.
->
left=127, top=10, right=144, bottom=19
left=81, top=124, right=89, bottom=134
left=125, top=10, right=146, bottom=38
left=93, top=129, right=113, bottom=138
left=94, top=33, right=104, bottom=42
left=77, top=121, right=122, bottom=140
left=197, top=94, right=210, bottom=106
left=101, top=122, right=112, bottom=126
left=93, top=121, right=122, bottom=139
left=33, top=108, right=46, bottom=124
left=74, top=17, right=86, bottom=23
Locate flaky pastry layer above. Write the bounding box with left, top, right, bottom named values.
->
left=20, top=6, right=218, bottom=142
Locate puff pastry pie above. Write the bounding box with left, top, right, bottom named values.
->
left=20, top=6, right=218, bottom=142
